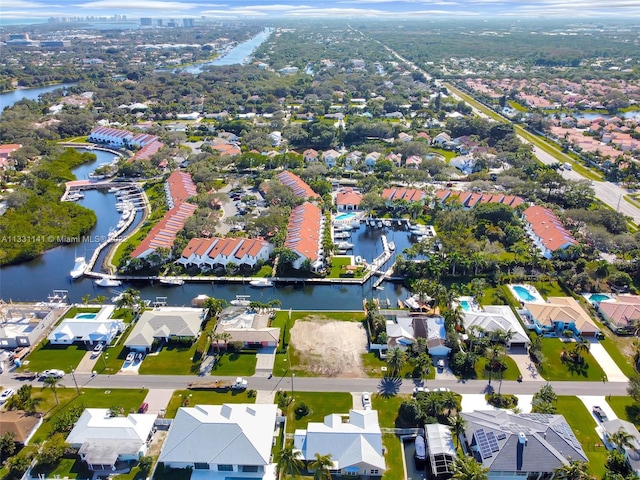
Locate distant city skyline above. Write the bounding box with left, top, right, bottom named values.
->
left=2, top=0, right=639, bottom=22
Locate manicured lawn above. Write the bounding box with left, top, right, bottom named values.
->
left=164, top=389, right=256, bottom=418
left=608, top=396, right=640, bottom=426
left=139, top=342, right=200, bottom=375
left=372, top=393, right=409, bottom=428
left=556, top=396, right=607, bottom=479
left=476, top=355, right=521, bottom=381
left=362, top=352, right=435, bottom=380
left=33, top=388, right=147, bottom=443
left=531, top=280, right=567, bottom=299
left=284, top=391, right=353, bottom=433
left=62, top=306, right=101, bottom=318
left=537, top=338, right=606, bottom=381
left=598, top=335, right=637, bottom=378
left=19, top=341, right=88, bottom=372
left=32, top=456, right=92, bottom=479
left=382, top=434, right=405, bottom=480
left=210, top=351, right=256, bottom=376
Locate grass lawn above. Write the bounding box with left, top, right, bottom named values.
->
left=372, top=394, right=410, bottom=428
left=62, top=307, right=101, bottom=318
left=556, top=396, right=607, bottom=479
left=284, top=392, right=353, bottom=433
left=19, top=341, right=88, bottom=372
left=361, top=352, right=435, bottom=380
left=32, top=456, right=92, bottom=479
left=382, top=434, right=405, bottom=480
left=139, top=342, right=200, bottom=375
left=608, top=396, right=640, bottom=426
left=164, top=389, right=256, bottom=418
left=530, top=280, right=568, bottom=299
left=538, top=338, right=606, bottom=381
left=33, top=388, right=147, bottom=443
left=210, top=351, right=256, bottom=376
left=476, top=355, right=521, bottom=381
left=327, top=256, right=353, bottom=278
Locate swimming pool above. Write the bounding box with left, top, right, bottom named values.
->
left=76, top=313, right=97, bottom=319
left=335, top=212, right=356, bottom=221
left=460, top=300, right=470, bottom=311
left=513, top=286, right=536, bottom=302
left=589, top=293, right=612, bottom=303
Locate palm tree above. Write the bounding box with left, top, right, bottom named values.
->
left=43, top=376, right=61, bottom=406
left=310, top=453, right=333, bottom=480
left=448, top=414, right=467, bottom=448
left=415, top=353, right=431, bottom=381
left=275, top=445, right=304, bottom=480
left=594, top=260, right=610, bottom=290
left=553, top=460, right=594, bottom=480
left=441, top=392, right=459, bottom=416
left=208, top=331, right=222, bottom=355
left=218, top=331, right=232, bottom=351
left=451, top=455, right=489, bottom=480
left=572, top=337, right=590, bottom=361
left=386, top=347, right=406, bottom=377
left=608, top=427, right=635, bottom=452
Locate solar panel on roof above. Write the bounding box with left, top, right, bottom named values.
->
left=496, top=433, right=507, bottom=441
left=486, top=431, right=500, bottom=452
left=474, top=429, right=493, bottom=459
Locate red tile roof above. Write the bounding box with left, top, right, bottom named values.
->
left=523, top=205, right=577, bottom=252
left=336, top=188, right=362, bottom=207
left=276, top=171, right=317, bottom=199
left=131, top=202, right=197, bottom=258
left=167, top=171, right=197, bottom=204
left=382, top=188, right=426, bottom=202
left=284, top=202, right=322, bottom=263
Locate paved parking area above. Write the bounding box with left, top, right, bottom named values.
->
left=142, top=388, right=175, bottom=415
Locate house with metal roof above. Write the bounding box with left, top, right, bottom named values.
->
left=462, top=306, right=530, bottom=349
left=460, top=410, right=587, bottom=479
left=601, top=419, right=640, bottom=475
left=124, top=307, right=205, bottom=352
left=158, top=404, right=280, bottom=480
left=66, top=408, right=156, bottom=472
left=294, top=409, right=385, bottom=477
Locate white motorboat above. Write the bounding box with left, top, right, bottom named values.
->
left=95, top=278, right=122, bottom=287
left=334, top=231, right=351, bottom=239
left=415, top=435, right=426, bottom=460
left=160, top=278, right=185, bottom=286
left=67, top=192, right=84, bottom=201
left=191, top=294, right=210, bottom=307
left=108, top=186, right=120, bottom=193
left=337, top=241, right=354, bottom=249
left=383, top=220, right=391, bottom=227
left=230, top=295, right=251, bottom=307
left=388, top=241, right=396, bottom=251
left=69, top=256, right=87, bottom=279
left=249, top=279, right=274, bottom=288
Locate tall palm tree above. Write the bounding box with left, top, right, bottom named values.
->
left=553, top=460, right=594, bottom=480
left=310, top=453, right=333, bottom=480
left=386, top=347, right=406, bottom=378
left=43, top=376, right=61, bottom=406
left=218, top=331, right=232, bottom=351
left=441, top=392, right=459, bottom=416
left=594, top=260, right=610, bottom=290
left=451, top=455, right=489, bottom=480
left=448, top=414, right=467, bottom=448
left=572, top=337, right=590, bottom=360
left=608, top=427, right=635, bottom=452
left=275, top=445, right=304, bottom=480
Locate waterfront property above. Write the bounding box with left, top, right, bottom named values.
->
left=384, top=314, right=450, bottom=357
left=87, top=126, right=159, bottom=150
left=284, top=202, right=325, bottom=271
left=595, top=294, right=640, bottom=334
left=294, top=409, right=386, bottom=477
left=521, top=296, right=600, bottom=337
left=462, top=305, right=530, bottom=349
left=66, top=408, right=157, bottom=472
left=381, top=187, right=427, bottom=205
left=460, top=410, right=587, bottom=479
left=178, top=237, right=273, bottom=271
left=215, top=306, right=280, bottom=348
left=336, top=187, right=363, bottom=211
left=47, top=305, right=123, bottom=346
left=522, top=205, right=577, bottom=258
left=275, top=170, right=318, bottom=199
left=158, top=403, right=280, bottom=479
left=124, top=307, right=205, bottom=352
left=0, top=303, right=59, bottom=348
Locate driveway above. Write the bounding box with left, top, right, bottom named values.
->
left=460, top=393, right=534, bottom=413
left=508, top=348, right=544, bottom=382
left=589, top=340, right=627, bottom=382
left=142, top=388, right=175, bottom=415
left=75, top=350, right=101, bottom=374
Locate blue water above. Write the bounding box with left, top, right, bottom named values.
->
left=335, top=212, right=357, bottom=221
left=460, top=300, right=470, bottom=311
left=589, top=293, right=611, bottom=303
left=1, top=83, right=76, bottom=113
left=513, top=286, right=536, bottom=302
left=76, top=313, right=97, bottom=319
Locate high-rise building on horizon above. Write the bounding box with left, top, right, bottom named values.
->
left=182, top=18, right=195, bottom=27
left=140, top=17, right=152, bottom=26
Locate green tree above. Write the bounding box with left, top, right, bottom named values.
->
left=37, top=433, right=69, bottom=466
left=608, top=427, right=635, bottom=452
left=451, top=455, right=489, bottom=480
left=386, top=347, right=406, bottom=377
left=0, top=432, right=16, bottom=463
left=275, top=444, right=304, bottom=480
left=448, top=415, right=467, bottom=448
left=553, top=460, right=594, bottom=480
left=43, top=376, right=62, bottom=405
left=310, top=453, right=333, bottom=480
left=6, top=452, right=33, bottom=480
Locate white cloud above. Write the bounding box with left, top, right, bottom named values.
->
left=71, top=0, right=205, bottom=11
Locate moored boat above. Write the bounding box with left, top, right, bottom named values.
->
left=230, top=295, right=251, bottom=306
left=95, top=277, right=122, bottom=287
left=249, top=278, right=274, bottom=288
left=159, top=278, right=185, bottom=286
left=69, top=256, right=87, bottom=279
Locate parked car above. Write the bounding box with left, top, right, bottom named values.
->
left=362, top=392, right=372, bottom=409
left=413, top=386, right=430, bottom=396
left=592, top=405, right=609, bottom=422
left=40, top=369, right=65, bottom=379
left=433, top=387, right=451, bottom=392
left=437, top=359, right=445, bottom=372
left=0, top=388, right=15, bottom=404
left=93, top=342, right=104, bottom=353
left=138, top=402, right=149, bottom=413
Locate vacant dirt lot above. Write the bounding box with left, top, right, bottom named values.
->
left=289, top=317, right=368, bottom=377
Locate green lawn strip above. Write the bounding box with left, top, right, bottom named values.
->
left=327, top=256, right=353, bottom=278
left=608, top=396, right=640, bottom=426
left=285, top=392, right=353, bottom=433
left=164, top=389, right=256, bottom=419
left=31, top=456, right=93, bottom=479
left=362, top=352, right=435, bottom=380
left=139, top=343, right=200, bottom=375
left=507, top=100, right=528, bottom=112
left=19, top=341, right=88, bottom=372
left=475, top=356, right=521, bottom=381
left=255, top=265, right=273, bottom=277
left=372, top=394, right=408, bottom=428
left=33, top=388, right=147, bottom=443
left=556, top=396, right=607, bottom=479
left=538, top=338, right=605, bottom=381
left=430, top=148, right=457, bottom=162
left=444, top=83, right=504, bottom=123
left=381, top=434, right=405, bottom=480
left=209, top=351, right=256, bottom=376
left=598, top=336, right=637, bottom=378
left=112, top=464, right=147, bottom=480
left=530, top=280, right=567, bottom=299
left=62, top=306, right=101, bottom=319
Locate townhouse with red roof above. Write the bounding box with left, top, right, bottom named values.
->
left=178, top=237, right=273, bottom=271
left=275, top=171, right=318, bottom=199
left=522, top=205, right=577, bottom=258
left=336, top=187, right=362, bottom=211
left=0, top=143, right=22, bottom=169
left=433, top=189, right=523, bottom=210
left=284, top=202, right=325, bottom=271
left=382, top=188, right=427, bottom=205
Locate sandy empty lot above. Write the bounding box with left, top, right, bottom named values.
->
left=289, top=317, right=368, bottom=377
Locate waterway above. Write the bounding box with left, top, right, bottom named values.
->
left=0, top=83, right=76, bottom=111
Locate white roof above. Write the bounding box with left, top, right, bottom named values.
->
left=125, top=307, right=204, bottom=348
left=463, top=305, right=530, bottom=345
left=66, top=408, right=156, bottom=447
left=158, top=404, right=278, bottom=466
left=294, top=410, right=385, bottom=470
left=48, top=319, right=123, bottom=343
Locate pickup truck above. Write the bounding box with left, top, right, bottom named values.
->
left=188, top=377, right=248, bottom=391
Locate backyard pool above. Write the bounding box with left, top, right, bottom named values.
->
left=512, top=286, right=537, bottom=302
left=335, top=212, right=357, bottom=221
left=460, top=300, right=470, bottom=311
left=76, top=313, right=97, bottom=319
left=589, top=293, right=612, bottom=303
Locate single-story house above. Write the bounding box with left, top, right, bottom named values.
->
left=0, top=305, right=58, bottom=348
left=463, top=306, right=530, bottom=349
left=0, top=410, right=42, bottom=445
left=66, top=408, right=157, bottom=472
left=523, top=297, right=600, bottom=337
left=215, top=306, right=280, bottom=348
left=597, top=295, right=640, bottom=334
left=48, top=318, right=125, bottom=346
left=125, top=307, right=205, bottom=352
left=412, top=316, right=451, bottom=357
left=158, top=404, right=280, bottom=480
left=602, top=419, right=640, bottom=475
left=336, top=187, right=363, bottom=211
left=461, top=410, right=587, bottom=479
left=294, top=409, right=385, bottom=477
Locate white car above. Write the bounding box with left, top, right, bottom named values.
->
left=362, top=392, right=372, bottom=409
left=433, top=387, right=451, bottom=392
left=40, top=369, right=65, bottom=379
left=413, top=386, right=430, bottom=396
left=0, top=388, right=15, bottom=404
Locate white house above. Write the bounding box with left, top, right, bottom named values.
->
left=158, top=404, right=280, bottom=480
left=125, top=307, right=204, bottom=352
left=462, top=306, right=530, bottom=349
left=178, top=237, right=273, bottom=271
left=87, top=126, right=158, bottom=149
left=48, top=305, right=123, bottom=346
left=323, top=149, right=340, bottom=168
left=365, top=152, right=381, bottom=167
left=66, top=408, right=156, bottom=472
left=0, top=305, right=58, bottom=348
left=450, top=155, right=477, bottom=175
left=294, top=409, right=385, bottom=477
left=303, top=149, right=319, bottom=163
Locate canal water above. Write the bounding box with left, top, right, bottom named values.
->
left=0, top=83, right=76, bottom=112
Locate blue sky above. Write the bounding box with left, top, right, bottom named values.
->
left=1, top=0, right=639, bottom=20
